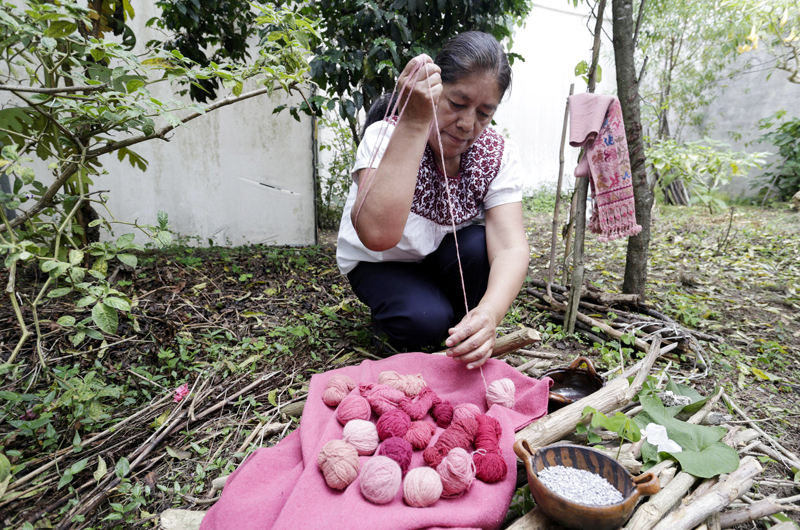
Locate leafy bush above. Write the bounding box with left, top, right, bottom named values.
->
left=647, top=137, right=771, bottom=213
left=753, top=112, right=800, bottom=202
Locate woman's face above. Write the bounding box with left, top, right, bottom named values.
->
left=429, top=72, right=503, bottom=163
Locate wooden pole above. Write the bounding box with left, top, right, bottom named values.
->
left=546, top=83, right=575, bottom=298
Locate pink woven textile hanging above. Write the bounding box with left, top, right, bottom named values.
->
left=569, top=93, right=642, bottom=242
left=200, top=353, right=552, bottom=530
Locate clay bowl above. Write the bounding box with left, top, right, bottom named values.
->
left=514, top=441, right=660, bottom=530
left=544, top=356, right=604, bottom=413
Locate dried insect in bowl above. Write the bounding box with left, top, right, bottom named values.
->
left=513, top=441, right=660, bottom=530
left=543, top=356, right=604, bottom=413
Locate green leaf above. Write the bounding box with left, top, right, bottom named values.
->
left=45, top=21, right=77, bottom=38
left=115, top=457, right=130, bottom=478
left=93, top=456, right=107, bottom=482
left=57, top=315, right=76, bottom=327
left=92, top=303, right=118, bottom=335
left=116, top=253, right=137, bottom=268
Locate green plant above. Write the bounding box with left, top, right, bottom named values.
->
left=753, top=112, right=800, bottom=203
left=317, top=112, right=356, bottom=230
left=647, top=137, right=771, bottom=213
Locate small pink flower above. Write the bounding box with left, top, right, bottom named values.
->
left=173, top=383, right=190, bottom=403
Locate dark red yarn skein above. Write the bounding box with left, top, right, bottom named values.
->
left=473, top=414, right=507, bottom=483
left=423, top=416, right=479, bottom=468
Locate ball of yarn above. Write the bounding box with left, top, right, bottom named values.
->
left=423, top=416, right=478, bottom=468
left=452, top=403, right=481, bottom=423
left=360, top=383, right=405, bottom=416
left=377, top=436, right=413, bottom=475
left=322, top=374, right=356, bottom=407
left=403, top=467, right=443, bottom=507
left=473, top=414, right=508, bottom=483
left=360, top=456, right=402, bottom=505
left=337, top=395, right=372, bottom=425
left=431, top=400, right=454, bottom=428
left=317, top=439, right=360, bottom=490
left=404, top=421, right=437, bottom=450
left=437, top=447, right=476, bottom=498
left=342, top=419, right=379, bottom=456
left=486, top=378, right=516, bottom=409
left=379, top=371, right=427, bottom=397
left=376, top=408, right=411, bottom=440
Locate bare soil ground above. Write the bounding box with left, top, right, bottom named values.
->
left=1, top=203, right=798, bottom=528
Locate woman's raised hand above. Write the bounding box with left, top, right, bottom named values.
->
left=396, top=54, right=442, bottom=127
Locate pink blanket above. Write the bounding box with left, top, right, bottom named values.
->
left=200, top=353, right=552, bottom=530
left=569, top=93, right=642, bottom=242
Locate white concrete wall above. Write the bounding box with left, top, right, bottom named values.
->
left=93, top=1, right=316, bottom=246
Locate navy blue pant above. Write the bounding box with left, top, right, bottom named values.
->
left=347, top=225, right=490, bottom=351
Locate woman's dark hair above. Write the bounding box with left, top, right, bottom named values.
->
left=361, top=31, right=511, bottom=136
left=435, top=31, right=512, bottom=99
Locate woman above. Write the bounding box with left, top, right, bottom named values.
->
left=336, top=31, right=529, bottom=369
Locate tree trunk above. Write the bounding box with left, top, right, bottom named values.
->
left=612, top=0, right=653, bottom=298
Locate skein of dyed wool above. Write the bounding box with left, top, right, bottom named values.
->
left=452, top=403, right=481, bottom=423
left=377, top=436, right=413, bottom=475
left=378, top=371, right=426, bottom=397
left=360, top=456, right=402, bottom=505
left=318, top=439, right=360, bottom=490
left=403, top=467, right=443, bottom=507
left=473, top=414, right=508, bottom=483
left=336, top=394, right=372, bottom=425
left=436, top=447, right=476, bottom=498
left=359, top=383, right=406, bottom=416
left=486, top=378, right=516, bottom=409
left=422, top=416, right=478, bottom=468
left=342, top=419, right=379, bottom=456
left=322, top=374, right=356, bottom=407
left=404, top=421, right=437, bottom=450
left=376, top=408, right=412, bottom=440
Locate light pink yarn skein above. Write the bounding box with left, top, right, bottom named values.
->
left=342, top=419, right=379, bottom=455
left=360, top=456, right=402, bottom=505
left=486, top=378, right=516, bottom=409
left=436, top=447, right=476, bottom=498
left=322, top=374, right=356, bottom=407
left=317, top=439, right=360, bottom=490
left=403, top=467, right=443, bottom=507
left=378, top=371, right=427, bottom=397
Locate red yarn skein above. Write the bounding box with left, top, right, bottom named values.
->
left=359, top=383, right=405, bottom=416
left=377, top=436, right=413, bottom=475
left=376, top=408, right=411, bottom=440
left=404, top=421, right=437, bottom=450
left=473, top=414, right=508, bottom=483
left=399, top=387, right=437, bottom=420
left=423, top=416, right=478, bottom=468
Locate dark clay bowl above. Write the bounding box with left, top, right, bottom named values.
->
left=544, top=356, right=604, bottom=413
left=514, top=441, right=660, bottom=530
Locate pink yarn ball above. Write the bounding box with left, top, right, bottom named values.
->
left=486, top=378, right=516, bottom=409
left=452, top=403, right=481, bottom=423
left=360, top=383, right=405, bottom=416
left=360, top=456, right=402, bottom=505
left=342, top=419, right=379, bottom=456
left=337, top=395, right=372, bottom=425
left=376, top=408, right=411, bottom=440
left=436, top=447, right=476, bottom=498
left=322, top=374, right=356, bottom=407
left=377, top=436, right=413, bottom=475
left=318, top=439, right=360, bottom=490
left=404, top=421, right=437, bottom=450
left=378, top=371, right=427, bottom=397
left=403, top=467, right=443, bottom=507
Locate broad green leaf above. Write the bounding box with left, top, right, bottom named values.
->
left=92, top=303, right=118, bottom=335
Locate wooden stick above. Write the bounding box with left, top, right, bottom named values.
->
left=546, top=83, right=575, bottom=296
left=650, top=457, right=763, bottom=530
